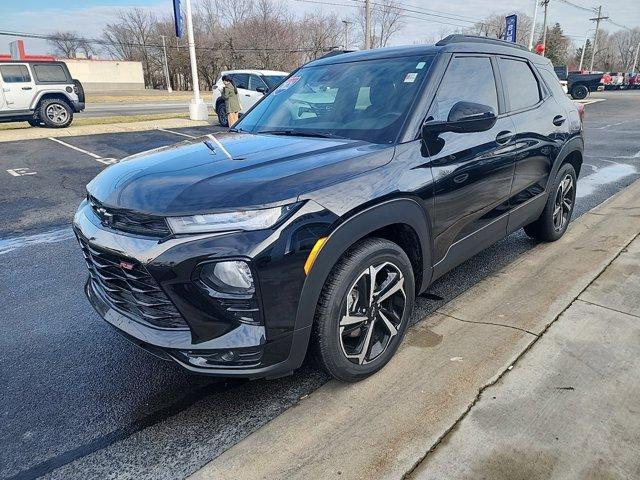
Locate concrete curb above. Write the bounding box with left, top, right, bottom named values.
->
left=189, top=179, right=640, bottom=480
left=0, top=117, right=213, bottom=143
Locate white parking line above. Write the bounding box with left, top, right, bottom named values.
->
left=48, top=137, right=102, bottom=159
left=0, top=227, right=74, bottom=255
left=157, top=128, right=196, bottom=139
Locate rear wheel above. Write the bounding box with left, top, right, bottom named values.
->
left=39, top=99, right=73, bottom=128
left=524, top=163, right=577, bottom=242
left=312, top=238, right=415, bottom=382
left=216, top=101, right=228, bottom=127
left=571, top=84, right=589, bottom=100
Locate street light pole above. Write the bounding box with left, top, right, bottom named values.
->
left=184, top=0, right=208, bottom=120
left=342, top=20, right=352, bottom=50
left=578, top=31, right=590, bottom=71
left=364, top=0, right=371, bottom=49
left=632, top=41, right=640, bottom=74
left=528, top=0, right=539, bottom=51
left=160, top=35, right=172, bottom=93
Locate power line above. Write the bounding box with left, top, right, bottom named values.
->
left=555, top=0, right=597, bottom=14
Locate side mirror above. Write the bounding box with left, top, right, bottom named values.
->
left=256, top=86, right=268, bottom=94
left=422, top=101, right=497, bottom=136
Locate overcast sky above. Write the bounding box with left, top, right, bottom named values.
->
left=2, top=0, right=639, bottom=55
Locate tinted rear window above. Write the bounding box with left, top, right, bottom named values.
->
left=33, top=64, right=68, bottom=82
left=0, top=65, right=31, bottom=83
left=499, top=58, right=541, bottom=111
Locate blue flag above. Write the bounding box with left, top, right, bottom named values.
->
left=505, top=15, right=518, bottom=43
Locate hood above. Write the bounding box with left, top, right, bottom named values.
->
left=87, top=131, right=392, bottom=216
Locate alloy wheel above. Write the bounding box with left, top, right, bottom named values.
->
left=553, top=173, right=575, bottom=232
left=45, top=103, right=69, bottom=125
left=339, top=261, right=407, bottom=365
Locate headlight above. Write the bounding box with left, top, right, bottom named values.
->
left=167, top=203, right=299, bottom=234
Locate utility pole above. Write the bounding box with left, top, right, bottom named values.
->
left=342, top=20, right=352, bottom=50
left=184, top=0, right=207, bottom=120
left=589, top=6, right=609, bottom=72
left=633, top=41, right=640, bottom=74
left=160, top=35, right=172, bottom=93
left=541, top=0, right=549, bottom=57
left=578, top=32, right=589, bottom=71
left=528, top=0, right=539, bottom=51
left=364, top=0, right=371, bottom=49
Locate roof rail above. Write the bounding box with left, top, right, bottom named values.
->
left=436, top=34, right=528, bottom=51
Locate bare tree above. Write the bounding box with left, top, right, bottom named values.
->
left=48, top=31, right=93, bottom=58
left=467, top=12, right=536, bottom=47
left=353, top=0, right=404, bottom=49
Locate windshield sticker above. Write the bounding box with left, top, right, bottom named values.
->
left=404, top=72, right=418, bottom=83
left=274, top=76, right=301, bottom=94
left=416, top=61, right=426, bottom=70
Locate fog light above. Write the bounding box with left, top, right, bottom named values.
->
left=200, top=261, right=255, bottom=295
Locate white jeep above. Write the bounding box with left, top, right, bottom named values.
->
left=0, top=61, right=85, bottom=128
left=211, top=69, right=288, bottom=127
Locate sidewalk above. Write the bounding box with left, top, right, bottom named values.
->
left=190, top=179, right=640, bottom=480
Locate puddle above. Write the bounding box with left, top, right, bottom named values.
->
left=576, top=164, right=637, bottom=198
left=0, top=227, right=73, bottom=255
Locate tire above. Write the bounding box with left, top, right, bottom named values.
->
left=216, top=101, right=228, bottom=127
left=311, top=238, right=415, bottom=382
left=571, top=84, right=589, bottom=100
left=524, top=163, right=577, bottom=242
left=39, top=98, right=73, bottom=128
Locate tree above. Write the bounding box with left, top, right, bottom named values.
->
left=467, top=12, right=537, bottom=47
left=48, top=31, right=93, bottom=58
left=540, top=23, right=571, bottom=66
left=353, top=0, right=405, bottom=49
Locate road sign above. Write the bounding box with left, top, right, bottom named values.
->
left=505, top=14, right=518, bottom=43
left=173, top=0, right=184, bottom=37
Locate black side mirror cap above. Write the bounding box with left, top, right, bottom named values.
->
left=256, top=86, right=268, bottom=93
left=422, top=101, right=497, bottom=136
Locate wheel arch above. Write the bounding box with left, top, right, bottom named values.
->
left=294, top=197, right=433, bottom=338
left=31, top=91, right=74, bottom=111
left=547, top=137, right=584, bottom=191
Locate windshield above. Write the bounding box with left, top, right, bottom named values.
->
left=262, top=75, right=287, bottom=89
left=237, top=55, right=434, bottom=144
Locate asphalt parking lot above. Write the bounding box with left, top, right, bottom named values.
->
left=1, top=91, right=640, bottom=480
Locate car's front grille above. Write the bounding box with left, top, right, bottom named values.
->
left=77, top=235, right=188, bottom=330
left=88, top=196, right=171, bottom=237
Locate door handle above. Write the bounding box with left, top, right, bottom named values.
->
left=21, top=86, right=33, bottom=90
left=495, top=131, right=514, bottom=145
left=244, top=94, right=251, bottom=97
left=553, top=115, right=566, bottom=126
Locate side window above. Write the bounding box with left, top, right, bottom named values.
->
left=540, top=68, right=567, bottom=98
left=499, top=58, right=541, bottom=111
left=247, top=74, right=267, bottom=92
left=231, top=73, right=249, bottom=90
left=0, top=64, right=31, bottom=83
left=33, top=64, right=68, bottom=83
left=429, top=56, right=498, bottom=121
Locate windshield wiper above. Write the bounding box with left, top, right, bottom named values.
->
left=257, top=129, right=347, bottom=139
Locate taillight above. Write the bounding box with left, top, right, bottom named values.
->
left=577, top=103, right=585, bottom=123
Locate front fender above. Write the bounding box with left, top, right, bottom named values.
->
left=293, top=197, right=433, bottom=340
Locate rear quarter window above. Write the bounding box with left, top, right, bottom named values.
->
left=539, top=67, right=568, bottom=98
left=33, top=64, right=69, bottom=83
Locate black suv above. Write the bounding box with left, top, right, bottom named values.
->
left=74, top=36, right=583, bottom=382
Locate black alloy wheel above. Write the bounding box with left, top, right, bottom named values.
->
left=312, top=238, right=415, bottom=382
left=524, top=163, right=577, bottom=241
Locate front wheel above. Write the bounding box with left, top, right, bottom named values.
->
left=312, top=238, right=415, bottom=382
left=216, top=101, right=228, bottom=127
left=524, top=163, right=577, bottom=242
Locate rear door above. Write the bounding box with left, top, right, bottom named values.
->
left=497, top=57, right=562, bottom=231
left=426, top=54, right=517, bottom=270
left=245, top=74, right=268, bottom=109
left=0, top=63, right=35, bottom=110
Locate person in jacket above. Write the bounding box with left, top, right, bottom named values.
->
left=221, top=75, right=241, bottom=126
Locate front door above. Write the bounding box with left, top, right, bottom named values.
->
left=425, top=55, right=517, bottom=274
left=246, top=74, right=268, bottom=110
left=0, top=64, right=35, bottom=110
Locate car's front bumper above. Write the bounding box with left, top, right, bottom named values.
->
left=73, top=199, right=335, bottom=378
